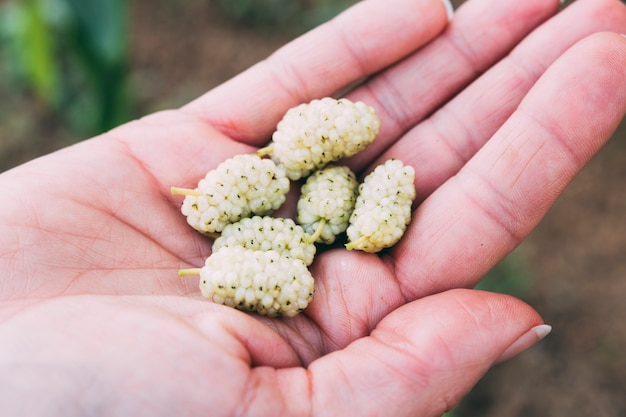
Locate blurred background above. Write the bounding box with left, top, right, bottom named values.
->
left=0, top=0, right=625, bottom=415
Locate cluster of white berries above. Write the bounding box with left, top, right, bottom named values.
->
left=171, top=97, right=416, bottom=317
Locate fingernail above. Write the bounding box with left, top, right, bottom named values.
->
left=496, top=324, right=552, bottom=363
left=440, top=0, right=454, bottom=21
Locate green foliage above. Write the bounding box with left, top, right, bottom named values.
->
left=0, top=0, right=57, bottom=106
left=213, top=0, right=359, bottom=32
left=475, top=251, right=533, bottom=299
left=214, top=0, right=299, bottom=26
left=0, top=0, right=131, bottom=136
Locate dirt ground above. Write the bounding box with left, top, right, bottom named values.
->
left=1, top=1, right=625, bottom=416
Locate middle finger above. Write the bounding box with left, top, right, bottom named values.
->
left=346, top=0, right=562, bottom=169
left=375, top=0, right=626, bottom=201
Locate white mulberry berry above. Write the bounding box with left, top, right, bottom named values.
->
left=261, top=97, right=381, bottom=180
left=212, top=216, right=316, bottom=266
left=183, top=246, right=315, bottom=317
left=296, top=165, right=359, bottom=244
left=346, top=159, right=416, bottom=253
left=172, top=154, right=290, bottom=234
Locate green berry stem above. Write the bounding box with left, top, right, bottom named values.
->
left=345, top=236, right=368, bottom=251
left=256, top=145, right=274, bottom=157
left=306, top=219, right=327, bottom=245
left=170, top=187, right=202, bottom=197
left=178, top=268, right=202, bottom=277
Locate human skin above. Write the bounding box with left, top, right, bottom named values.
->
left=1, top=0, right=626, bottom=416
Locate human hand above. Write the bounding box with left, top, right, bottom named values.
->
left=1, top=0, right=626, bottom=415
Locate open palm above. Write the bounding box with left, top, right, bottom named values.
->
left=1, top=0, right=626, bottom=416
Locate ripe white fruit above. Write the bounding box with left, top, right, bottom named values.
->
left=172, top=98, right=419, bottom=318
left=346, top=159, right=416, bottom=253
left=213, top=216, right=316, bottom=266
left=172, top=154, right=290, bottom=234
left=192, top=246, right=315, bottom=317
left=296, top=165, right=359, bottom=244
left=262, top=97, right=381, bottom=180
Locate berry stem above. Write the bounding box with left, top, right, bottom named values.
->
left=170, top=187, right=202, bottom=197
left=257, top=145, right=274, bottom=157
left=345, top=236, right=368, bottom=251
left=178, top=268, right=202, bottom=277
left=307, top=219, right=326, bottom=244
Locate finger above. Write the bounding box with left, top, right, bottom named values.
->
left=394, top=32, right=626, bottom=298
left=308, top=289, right=546, bottom=417
left=376, top=0, right=626, bottom=200
left=346, top=0, right=562, bottom=170
left=107, top=110, right=255, bottom=191
left=181, top=0, right=450, bottom=145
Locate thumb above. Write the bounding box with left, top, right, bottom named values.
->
left=309, top=288, right=549, bottom=417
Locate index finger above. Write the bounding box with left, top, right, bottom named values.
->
left=181, top=0, right=451, bottom=145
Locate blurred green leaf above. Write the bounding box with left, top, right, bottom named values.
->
left=213, top=0, right=359, bottom=31
left=62, top=0, right=128, bottom=66
left=214, top=0, right=300, bottom=26
left=0, top=0, right=131, bottom=136
left=0, top=0, right=59, bottom=105
left=475, top=252, right=533, bottom=299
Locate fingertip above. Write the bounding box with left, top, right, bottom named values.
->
left=440, top=0, right=454, bottom=21
left=496, top=324, right=552, bottom=363
left=309, top=289, right=545, bottom=416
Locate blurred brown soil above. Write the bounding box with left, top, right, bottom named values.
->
left=1, top=0, right=625, bottom=415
